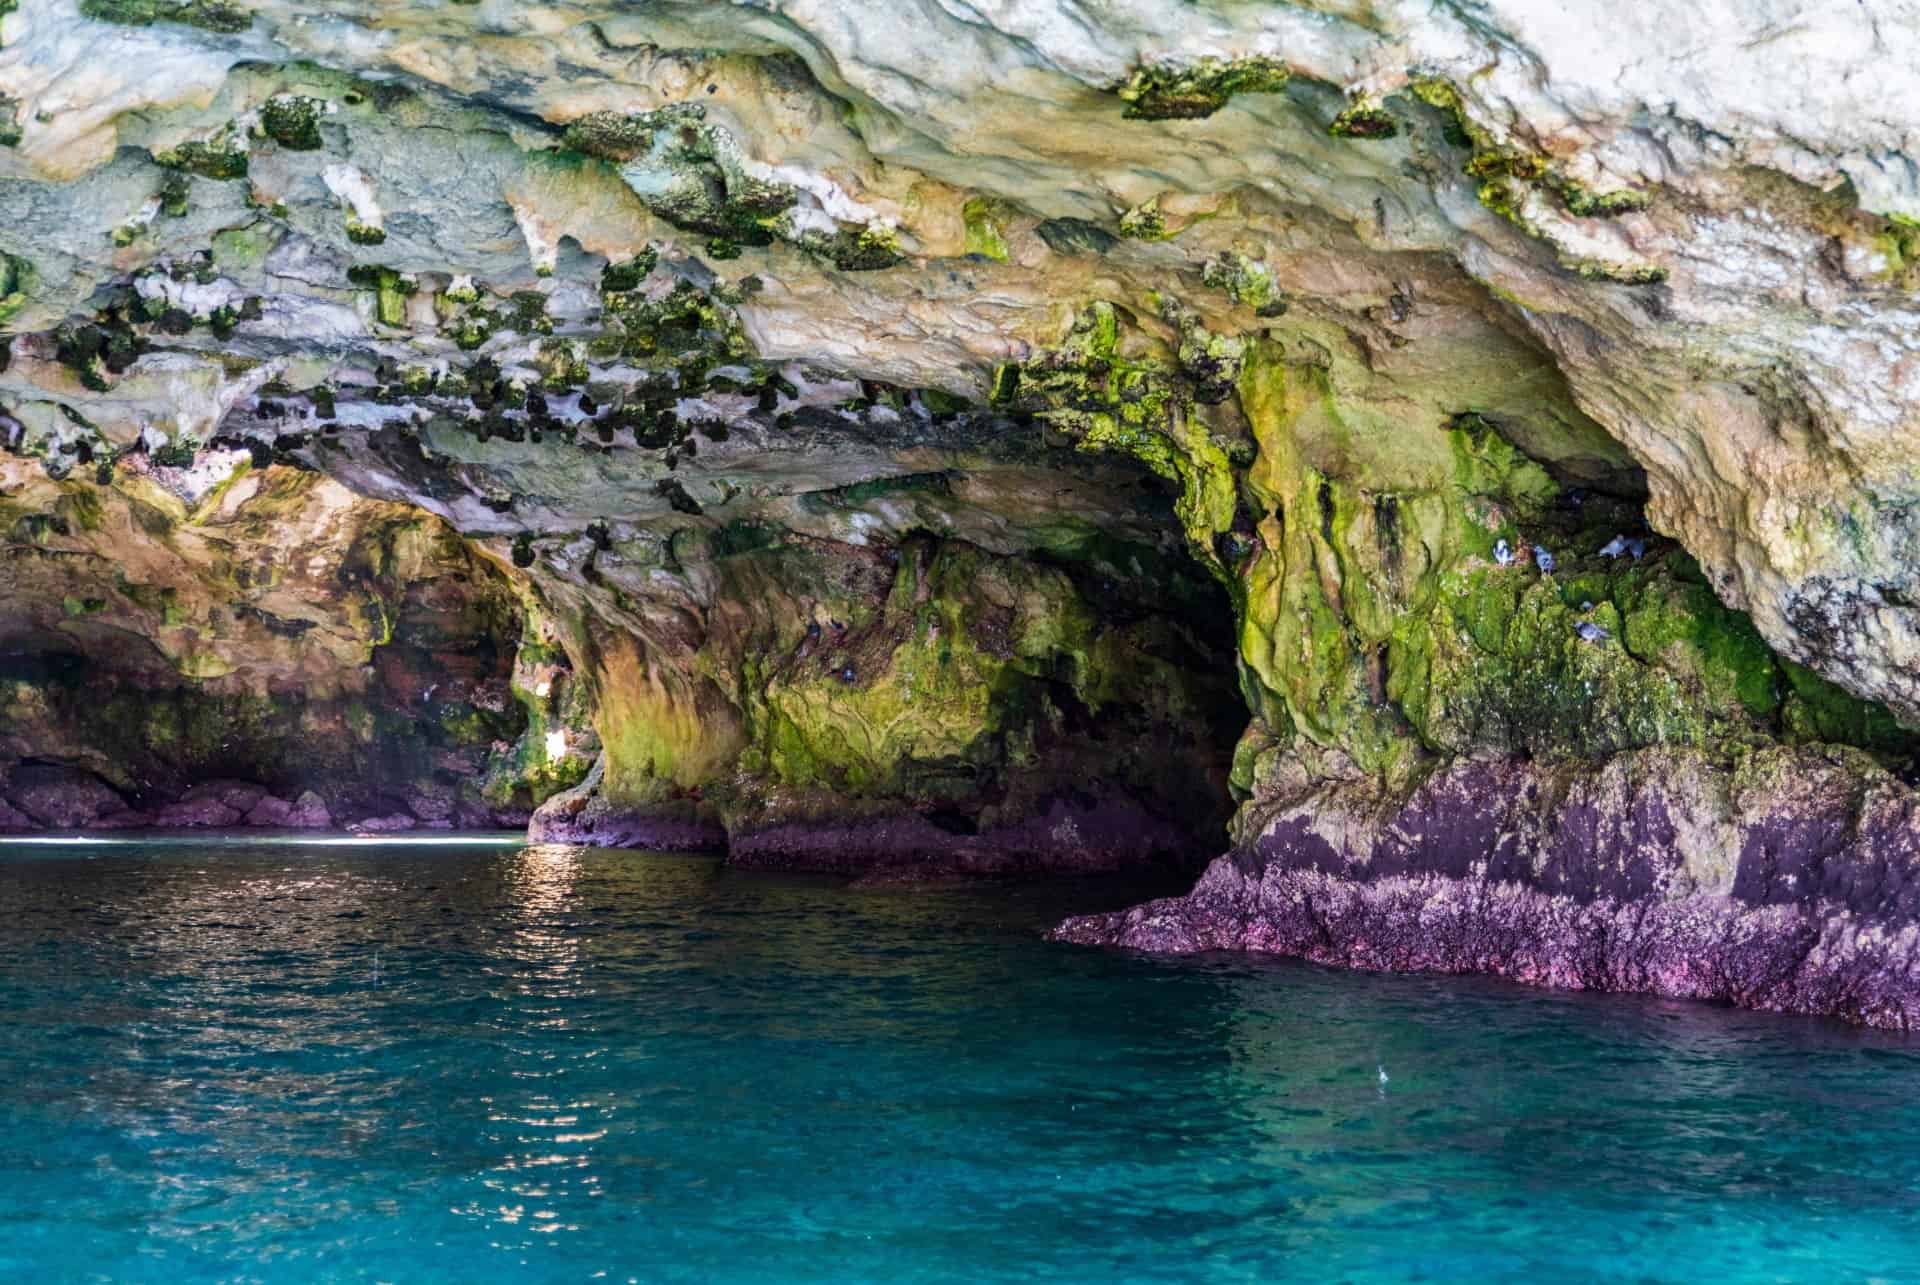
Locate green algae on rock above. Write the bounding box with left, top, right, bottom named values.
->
left=529, top=522, right=1244, bottom=866
left=153, top=137, right=249, bottom=181
left=597, top=104, right=796, bottom=245
left=1114, top=58, right=1291, bottom=121
left=0, top=466, right=539, bottom=826
left=257, top=96, right=325, bottom=152
left=1328, top=99, right=1398, bottom=140
left=79, top=0, right=250, bottom=32
left=992, top=301, right=1240, bottom=581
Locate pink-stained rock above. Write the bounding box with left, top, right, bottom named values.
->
left=530, top=754, right=1202, bottom=869
left=1054, top=747, right=1920, bottom=1030
left=2, top=764, right=125, bottom=829
left=529, top=803, right=726, bottom=852
left=406, top=793, right=453, bottom=822
left=289, top=791, right=333, bottom=829
left=244, top=790, right=332, bottom=829
left=1054, top=864, right=1920, bottom=1030
left=727, top=793, right=1201, bottom=878
left=444, top=800, right=504, bottom=830
left=90, top=809, right=156, bottom=830
left=177, top=780, right=270, bottom=814
left=405, top=793, right=456, bottom=829
left=150, top=797, right=244, bottom=828
left=527, top=756, right=726, bottom=851
left=347, top=813, right=417, bottom=834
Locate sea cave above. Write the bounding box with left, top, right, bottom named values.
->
left=3, top=0, right=1920, bottom=1277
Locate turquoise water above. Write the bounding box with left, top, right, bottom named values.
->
left=2, top=839, right=1919, bottom=1282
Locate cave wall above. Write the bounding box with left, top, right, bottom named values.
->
left=0, top=450, right=569, bottom=827
left=0, top=0, right=1913, bottom=915
left=529, top=522, right=1245, bottom=871
left=995, top=279, right=1918, bottom=823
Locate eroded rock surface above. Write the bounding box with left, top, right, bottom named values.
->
left=1056, top=748, right=1920, bottom=1029
left=0, top=451, right=562, bottom=826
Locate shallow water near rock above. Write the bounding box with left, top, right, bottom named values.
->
left=1, top=837, right=1918, bottom=1282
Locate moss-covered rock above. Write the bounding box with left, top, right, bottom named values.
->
left=1217, top=339, right=1918, bottom=784
left=991, top=301, right=1238, bottom=576
left=964, top=306, right=1915, bottom=822
left=479, top=607, right=599, bottom=809
left=541, top=521, right=1242, bottom=854
left=257, top=95, right=325, bottom=151
left=1114, top=58, right=1291, bottom=121
left=1201, top=251, right=1286, bottom=316
left=0, top=473, right=535, bottom=823
left=790, top=221, right=905, bottom=272
left=962, top=198, right=1010, bottom=262
left=1117, top=198, right=1172, bottom=241
left=346, top=264, right=414, bottom=327
left=590, top=103, right=794, bottom=245
left=154, top=135, right=249, bottom=180
left=80, top=0, right=250, bottom=32
left=1328, top=99, right=1397, bottom=140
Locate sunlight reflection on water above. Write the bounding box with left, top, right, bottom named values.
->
left=0, top=838, right=1917, bottom=1282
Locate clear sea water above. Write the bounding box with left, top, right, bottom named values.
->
left=2, top=838, right=1919, bottom=1283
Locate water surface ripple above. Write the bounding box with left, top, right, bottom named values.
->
left=1, top=838, right=1917, bottom=1282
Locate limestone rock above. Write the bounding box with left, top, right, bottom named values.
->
left=1, top=763, right=124, bottom=829
left=528, top=754, right=726, bottom=852
left=244, top=789, right=330, bottom=828
left=0, top=0, right=1907, bottom=717
left=1055, top=745, right=1920, bottom=1029
left=347, top=812, right=415, bottom=834
left=0, top=796, right=36, bottom=831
